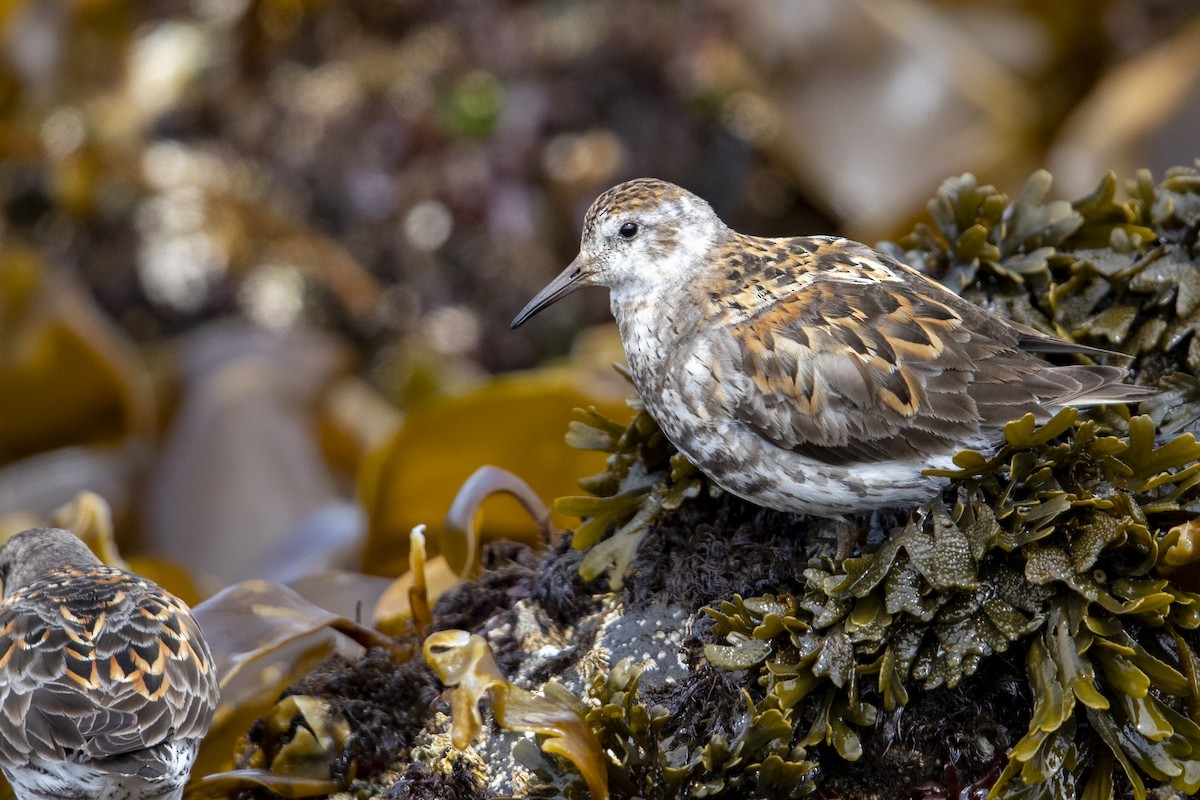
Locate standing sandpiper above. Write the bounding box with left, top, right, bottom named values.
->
left=513, top=178, right=1152, bottom=519
left=0, top=528, right=218, bottom=800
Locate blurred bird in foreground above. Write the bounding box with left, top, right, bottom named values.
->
left=0, top=528, right=217, bottom=800
left=513, top=178, right=1153, bottom=532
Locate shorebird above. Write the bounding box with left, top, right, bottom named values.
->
left=513, top=178, right=1152, bottom=519
left=0, top=528, right=218, bottom=800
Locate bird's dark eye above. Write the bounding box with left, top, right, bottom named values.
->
left=618, top=222, right=639, bottom=239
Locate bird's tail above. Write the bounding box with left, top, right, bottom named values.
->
left=1052, top=365, right=1157, bottom=406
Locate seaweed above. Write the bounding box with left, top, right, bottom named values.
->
left=423, top=629, right=610, bottom=800
left=555, top=389, right=719, bottom=590
left=570, top=659, right=817, bottom=800
left=706, top=408, right=1200, bottom=798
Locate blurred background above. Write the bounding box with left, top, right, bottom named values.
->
left=2, top=0, right=1199, bottom=599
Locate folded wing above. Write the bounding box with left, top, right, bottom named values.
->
left=0, top=568, right=218, bottom=769
left=707, top=246, right=1150, bottom=467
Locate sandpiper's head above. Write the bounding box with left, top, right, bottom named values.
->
left=0, top=528, right=99, bottom=598
left=512, top=178, right=726, bottom=327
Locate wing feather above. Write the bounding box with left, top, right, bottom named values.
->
left=0, top=567, right=217, bottom=768
left=707, top=240, right=1149, bottom=466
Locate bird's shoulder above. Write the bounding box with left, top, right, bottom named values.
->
left=702, top=235, right=927, bottom=323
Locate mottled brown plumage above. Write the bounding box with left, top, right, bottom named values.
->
left=0, top=528, right=217, bottom=800
left=514, top=178, right=1154, bottom=516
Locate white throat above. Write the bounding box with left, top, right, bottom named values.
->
left=608, top=227, right=724, bottom=383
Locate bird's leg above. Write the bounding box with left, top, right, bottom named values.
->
left=832, top=511, right=887, bottom=560
left=835, top=515, right=861, bottom=560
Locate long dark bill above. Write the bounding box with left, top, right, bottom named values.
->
left=511, top=255, right=589, bottom=328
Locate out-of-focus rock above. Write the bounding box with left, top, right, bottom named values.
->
left=730, top=0, right=1037, bottom=237
left=145, top=322, right=350, bottom=583
left=0, top=445, right=142, bottom=540
left=252, top=501, right=366, bottom=585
